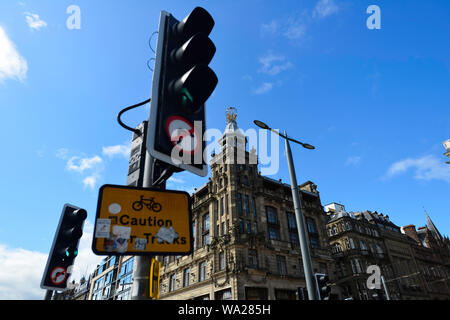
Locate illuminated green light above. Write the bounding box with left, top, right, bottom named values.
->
left=180, top=88, right=193, bottom=106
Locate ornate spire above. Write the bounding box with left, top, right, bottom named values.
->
left=226, top=107, right=237, bottom=124
left=224, top=107, right=240, bottom=134
left=424, top=207, right=443, bottom=242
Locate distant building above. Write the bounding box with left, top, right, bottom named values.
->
left=325, top=203, right=427, bottom=300
left=402, top=212, right=450, bottom=299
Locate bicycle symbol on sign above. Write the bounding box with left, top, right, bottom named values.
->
left=132, top=195, right=162, bottom=213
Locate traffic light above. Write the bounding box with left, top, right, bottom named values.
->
left=149, top=258, right=161, bottom=299
left=147, top=7, right=218, bottom=177
left=314, top=273, right=331, bottom=300
left=41, top=204, right=87, bottom=291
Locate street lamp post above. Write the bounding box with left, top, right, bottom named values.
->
left=254, top=120, right=317, bottom=300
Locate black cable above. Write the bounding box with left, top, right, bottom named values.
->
left=117, top=98, right=151, bottom=136
left=149, top=31, right=158, bottom=54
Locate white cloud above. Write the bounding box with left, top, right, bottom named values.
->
left=24, top=12, right=47, bottom=30
left=56, top=148, right=69, bottom=160
left=345, top=156, right=362, bottom=166
left=283, top=19, right=307, bottom=40
left=261, top=20, right=279, bottom=35
left=252, top=82, right=274, bottom=95
left=67, top=156, right=103, bottom=173
left=102, top=144, right=131, bottom=159
left=313, top=0, right=339, bottom=19
left=0, top=26, right=28, bottom=82
left=83, top=175, right=99, bottom=190
left=385, top=155, right=450, bottom=183
left=167, top=177, right=186, bottom=184
left=0, top=244, right=47, bottom=300
left=258, top=53, right=293, bottom=76
left=0, top=221, right=103, bottom=300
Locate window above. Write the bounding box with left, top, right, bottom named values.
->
left=219, top=251, right=226, bottom=271
left=306, top=218, right=319, bottom=248
left=192, top=221, right=196, bottom=249
left=225, top=195, right=229, bottom=215
left=216, top=288, right=232, bottom=300
left=183, top=268, right=190, bottom=287
left=287, top=212, right=297, bottom=230
left=221, top=197, right=224, bottom=216
left=237, top=193, right=243, bottom=215
left=252, top=196, right=257, bottom=217
left=375, top=244, right=383, bottom=254
left=202, top=213, right=210, bottom=246
left=246, top=221, right=251, bottom=234
left=276, top=255, right=287, bottom=276
left=119, top=258, right=134, bottom=277
left=169, top=274, right=175, bottom=292
left=108, top=256, right=116, bottom=268
left=310, top=237, right=320, bottom=248
left=248, top=249, right=258, bottom=268
left=360, top=240, right=367, bottom=251
left=221, top=222, right=225, bottom=236
left=332, top=243, right=342, bottom=253
left=266, top=206, right=279, bottom=225
left=253, top=222, right=258, bottom=234
left=244, top=194, right=250, bottom=214
left=239, top=219, right=244, bottom=233
left=306, top=218, right=316, bottom=234
left=105, top=270, right=114, bottom=285
left=199, top=261, right=207, bottom=282
left=349, top=238, right=356, bottom=249
left=268, top=227, right=281, bottom=240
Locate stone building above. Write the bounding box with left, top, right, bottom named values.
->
left=158, top=109, right=335, bottom=300
left=325, top=203, right=391, bottom=300
left=325, top=203, right=433, bottom=300
left=402, top=213, right=450, bottom=299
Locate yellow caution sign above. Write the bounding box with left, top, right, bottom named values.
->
left=92, top=184, right=192, bottom=255
left=149, top=258, right=161, bottom=299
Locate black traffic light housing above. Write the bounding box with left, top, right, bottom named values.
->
left=314, top=273, right=331, bottom=300
left=147, top=7, right=218, bottom=177
left=41, top=204, right=87, bottom=291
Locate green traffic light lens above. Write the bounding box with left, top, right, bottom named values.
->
left=181, top=88, right=194, bottom=107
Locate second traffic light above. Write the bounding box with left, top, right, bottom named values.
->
left=314, top=273, right=331, bottom=300
left=148, top=7, right=218, bottom=177
left=41, top=204, right=87, bottom=291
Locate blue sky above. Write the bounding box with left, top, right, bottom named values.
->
left=0, top=0, right=449, bottom=299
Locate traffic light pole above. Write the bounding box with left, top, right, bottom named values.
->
left=130, top=148, right=154, bottom=300
left=285, top=132, right=317, bottom=300
left=44, top=290, right=53, bottom=300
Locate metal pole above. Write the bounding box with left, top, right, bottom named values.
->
left=44, top=290, right=53, bottom=300
left=381, top=275, right=391, bottom=300
left=284, top=132, right=317, bottom=300
left=130, top=149, right=154, bottom=300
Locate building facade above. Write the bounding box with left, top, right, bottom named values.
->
left=402, top=214, right=450, bottom=299
left=158, top=109, right=335, bottom=300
